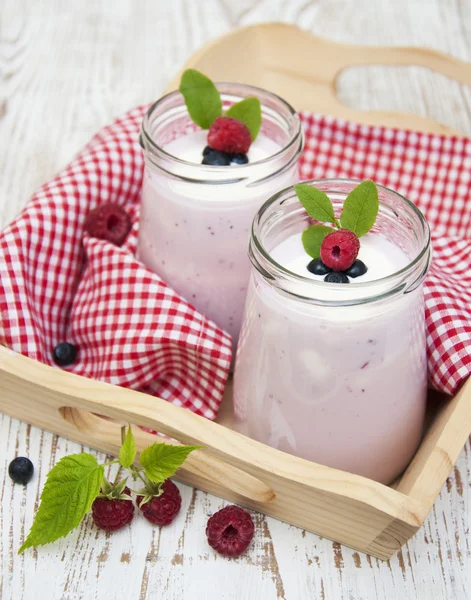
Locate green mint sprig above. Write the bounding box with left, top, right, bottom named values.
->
left=294, top=180, right=379, bottom=259
left=19, top=426, right=201, bottom=553
left=179, top=69, right=262, bottom=140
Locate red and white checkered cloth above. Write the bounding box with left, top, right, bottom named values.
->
left=1, top=106, right=470, bottom=416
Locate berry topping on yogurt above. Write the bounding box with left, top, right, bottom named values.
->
left=179, top=69, right=262, bottom=166
left=294, top=180, right=380, bottom=282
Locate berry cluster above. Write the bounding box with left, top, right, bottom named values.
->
left=203, top=117, right=251, bottom=166
left=308, top=230, right=368, bottom=284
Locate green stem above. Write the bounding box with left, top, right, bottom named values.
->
left=333, top=217, right=341, bottom=229
left=101, top=459, right=119, bottom=467
left=112, top=466, right=123, bottom=487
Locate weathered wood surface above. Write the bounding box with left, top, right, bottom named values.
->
left=1, top=1, right=470, bottom=598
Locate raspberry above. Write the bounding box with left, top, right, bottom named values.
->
left=206, top=505, right=254, bottom=558
left=207, top=117, right=252, bottom=154
left=320, top=229, right=360, bottom=271
left=91, top=487, right=134, bottom=531
left=85, top=203, right=132, bottom=246
left=137, top=479, right=181, bottom=526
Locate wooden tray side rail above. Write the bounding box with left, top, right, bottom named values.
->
left=166, top=22, right=471, bottom=136
left=0, top=344, right=434, bottom=560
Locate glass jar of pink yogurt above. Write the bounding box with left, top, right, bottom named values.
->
left=233, top=179, right=431, bottom=484
left=138, top=85, right=303, bottom=352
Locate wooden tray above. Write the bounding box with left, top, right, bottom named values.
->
left=1, top=23, right=471, bottom=560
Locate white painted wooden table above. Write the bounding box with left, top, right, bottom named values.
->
left=1, top=1, right=470, bottom=598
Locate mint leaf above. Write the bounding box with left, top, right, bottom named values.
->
left=302, top=225, right=335, bottom=259
left=19, top=454, right=104, bottom=553
left=340, top=180, right=379, bottom=237
left=139, top=444, right=201, bottom=483
left=294, top=184, right=338, bottom=225
left=226, top=97, right=262, bottom=141
left=179, top=69, right=222, bottom=129
left=119, top=425, right=136, bottom=469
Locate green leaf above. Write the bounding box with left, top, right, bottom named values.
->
left=179, top=69, right=222, bottom=129
left=226, top=97, right=262, bottom=141
left=294, top=184, right=338, bottom=225
left=302, top=225, right=335, bottom=259
left=340, top=180, right=379, bottom=237
left=19, top=454, right=104, bottom=553
left=119, top=425, right=136, bottom=469
left=139, top=444, right=201, bottom=483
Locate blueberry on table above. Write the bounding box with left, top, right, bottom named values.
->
left=53, top=342, right=77, bottom=366
left=324, top=272, right=350, bottom=284
left=202, top=149, right=231, bottom=166
left=307, top=258, right=332, bottom=275
left=345, top=259, right=368, bottom=278
left=9, top=457, right=34, bottom=484
left=231, top=153, right=249, bottom=165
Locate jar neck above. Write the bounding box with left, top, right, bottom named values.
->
left=249, top=179, right=431, bottom=306
left=140, top=83, right=303, bottom=186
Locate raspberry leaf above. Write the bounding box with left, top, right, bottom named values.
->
left=302, top=225, right=335, bottom=259
left=139, top=443, right=201, bottom=483
left=179, top=69, right=222, bottom=129
left=18, top=454, right=104, bottom=553
left=119, top=425, right=136, bottom=469
left=226, top=97, right=262, bottom=141
left=294, top=184, right=339, bottom=226
left=340, top=180, right=379, bottom=237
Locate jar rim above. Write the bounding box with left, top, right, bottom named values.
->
left=250, top=178, right=432, bottom=305
left=140, top=82, right=303, bottom=171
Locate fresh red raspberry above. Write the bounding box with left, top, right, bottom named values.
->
left=320, top=229, right=360, bottom=271
left=84, top=203, right=132, bottom=246
left=206, top=505, right=254, bottom=558
left=91, top=487, right=134, bottom=531
left=207, top=117, right=252, bottom=154
left=137, top=479, right=182, bottom=526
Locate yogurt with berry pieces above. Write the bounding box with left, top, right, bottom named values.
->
left=138, top=71, right=303, bottom=353
left=233, top=179, right=432, bottom=484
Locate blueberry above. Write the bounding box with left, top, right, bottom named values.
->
left=8, top=457, right=34, bottom=484
left=307, top=258, right=331, bottom=275
left=53, top=342, right=77, bottom=366
left=324, top=272, right=349, bottom=284
left=202, top=145, right=212, bottom=157
left=202, top=149, right=231, bottom=166
left=344, top=260, right=368, bottom=278
left=231, top=153, right=249, bottom=165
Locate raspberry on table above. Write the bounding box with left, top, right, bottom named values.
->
left=137, top=479, right=182, bottom=526
left=207, top=116, right=252, bottom=154
left=206, top=505, right=254, bottom=558
left=84, top=203, right=132, bottom=246
left=320, top=229, right=360, bottom=272
left=91, top=487, right=134, bottom=532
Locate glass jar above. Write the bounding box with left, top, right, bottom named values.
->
left=138, top=84, right=303, bottom=352
left=233, top=179, right=431, bottom=484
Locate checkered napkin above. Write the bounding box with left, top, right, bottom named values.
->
left=1, top=106, right=470, bottom=412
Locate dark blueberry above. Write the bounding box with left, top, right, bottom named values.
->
left=307, top=258, right=332, bottom=276
left=324, top=272, right=350, bottom=284
left=202, top=149, right=231, bottom=166
left=231, top=153, right=249, bottom=165
left=53, top=342, right=77, bottom=366
left=8, top=457, right=34, bottom=484
left=202, top=145, right=212, bottom=157
left=344, top=259, right=368, bottom=278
